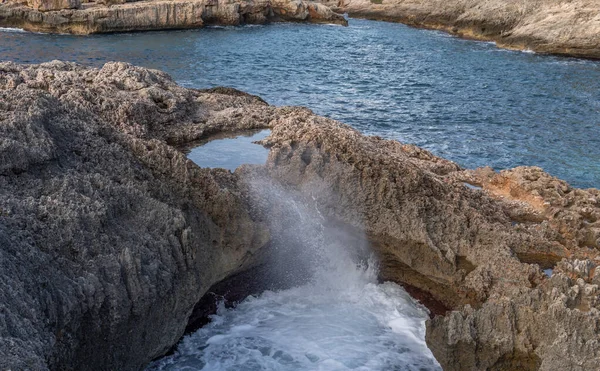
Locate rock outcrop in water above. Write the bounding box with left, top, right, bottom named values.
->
left=260, top=115, right=600, bottom=370
left=318, top=0, right=600, bottom=59
left=0, top=0, right=346, bottom=34
left=1, top=62, right=599, bottom=370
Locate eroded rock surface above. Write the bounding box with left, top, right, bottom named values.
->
left=0, top=0, right=346, bottom=34
left=319, top=0, right=600, bottom=59
left=1, top=62, right=599, bottom=370
left=0, top=61, right=279, bottom=371
left=27, top=0, right=80, bottom=12
left=258, top=111, right=600, bottom=370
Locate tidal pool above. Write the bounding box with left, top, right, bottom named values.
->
left=186, top=130, right=271, bottom=171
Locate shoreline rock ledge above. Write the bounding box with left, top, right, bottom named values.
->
left=1, top=61, right=600, bottom=371
left=317, top=0, right=600, bottom=59
left=0, top=0, right=347, bottom=34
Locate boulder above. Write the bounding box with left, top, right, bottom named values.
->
left=271, top=0, right=347, bottom=24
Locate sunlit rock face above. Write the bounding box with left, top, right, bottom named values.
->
left=1, top=61, right=599, bottom=371
left=257, top=106, right=600, bottom=370
left=317, top=0, right=600, bottom=59
left=0, top=0, right=347, bottom=34
left=27, top=0, right=80, bottom=12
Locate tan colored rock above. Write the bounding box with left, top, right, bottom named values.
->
left=453, top=166, right=600, bottom=262
left=427, top=257, right=600, bottom=371
left=258, top=108, right=600, bottom=369
left=27, top=0, right=79, bottom=11
left=96, top=0, right=125, bottom=6
left=0, top=0, right=346, bottom=34
left=319, top=0, right=600, bottom=59
left=271, top=0, right=346, bottom=24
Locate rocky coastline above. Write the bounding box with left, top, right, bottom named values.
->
left=0, top=0, right=346, bottom=34
left=1, top=62, right=599, bottom=370
left=318, top=0, right=600, bottom=59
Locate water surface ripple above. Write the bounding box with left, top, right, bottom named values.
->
left=2, top=20, right=599, bottom=188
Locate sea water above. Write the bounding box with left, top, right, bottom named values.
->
left=2, top=19, right=599, bottom=188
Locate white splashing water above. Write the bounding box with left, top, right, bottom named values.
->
left=0, top=27, right=26, bottom=33
left=148, top=176, right=441, bottom=371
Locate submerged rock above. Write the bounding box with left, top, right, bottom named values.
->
left=318, top=0, right=600, bottom=59
left=0, top=62, right=599, bottom=370
left=0, top=0, right=347, bottom=34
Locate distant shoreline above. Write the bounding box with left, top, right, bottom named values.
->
left=324, top=0, right=600, bottom=60
left=0, top=0, right=347, bottom=35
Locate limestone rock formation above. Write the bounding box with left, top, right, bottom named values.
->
left=270, top=0, right=342, bottom=24
left=0, top=0, right=347, bottom=34
left=1, top=61, right=599, bottom=370
left=0, top=60, right=276, bottom=370
left=258, top=109, right=600, bottom=370
left=27, top=0, right=80, bottom=11
left=319, top=0, right=600, bottom=59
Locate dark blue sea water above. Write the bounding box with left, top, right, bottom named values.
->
left=1, top=20, right=599, bottom=188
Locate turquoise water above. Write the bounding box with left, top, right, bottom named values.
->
left=1, top=19, right=599, bottom=188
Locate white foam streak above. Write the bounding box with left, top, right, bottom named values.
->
left=0, top=27, right=26, bottom=33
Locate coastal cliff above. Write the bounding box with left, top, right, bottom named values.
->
left=1, top=62, right=599, bottom=370
left=0, top=0, right=347, bottom=34
left=319, top=0, right=600, bottom=59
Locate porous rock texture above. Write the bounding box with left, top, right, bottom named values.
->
left=259, top=109, right=600, bottom=370
left=27, top=0, right=80, bottom=12
left=1, top=62, right=599, bottom=370
left=0, top=0, right=346, bottom=34
left=318, top=0, right=600, bottom=59
left=0, top=60, right=278, bottom=371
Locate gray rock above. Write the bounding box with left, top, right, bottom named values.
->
left=0, top=61, right=273, bottom=370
